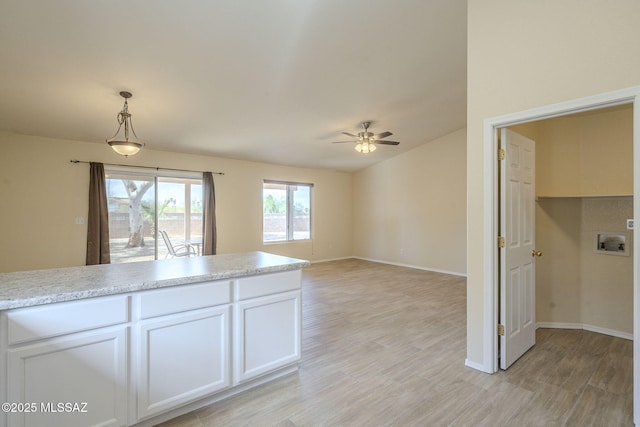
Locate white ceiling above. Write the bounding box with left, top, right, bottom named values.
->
left=0, top=0, right=467, bottom=172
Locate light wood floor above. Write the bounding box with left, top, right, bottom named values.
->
left=157, top=259, right=633, bottom=426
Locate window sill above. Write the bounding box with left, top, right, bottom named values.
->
left=263, top=239, right=312, bottom=246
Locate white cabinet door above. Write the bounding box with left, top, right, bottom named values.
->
left=7, top=327, right=128, bottom=427
left=137, top=306, right=230, bottom=420
left=234, top=290, right=301, bottom=383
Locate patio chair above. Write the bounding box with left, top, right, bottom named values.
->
left=159, top=230, right=196, bottom=258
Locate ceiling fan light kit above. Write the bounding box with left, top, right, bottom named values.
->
left=106, top=91, right=145, bottom=157
left=332, top=121, right=399, bottom=154
left=355, top=141, right=376, bottom=153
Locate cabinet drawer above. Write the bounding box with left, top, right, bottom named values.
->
left=7, top=295, right=130, bottom=345
left=235, top=270, right=301, bottom=301
left=140, top=281, right=231, bottom=319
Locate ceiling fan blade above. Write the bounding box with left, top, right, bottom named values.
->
left=375, top=131, right=393, bottom=139
left=376, top=140, right=400, bottom=145
left=342, top=132, right=358, bottom=137
left=332, top=140, right=356, bottom=144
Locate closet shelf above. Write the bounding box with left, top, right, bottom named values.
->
left=536, top=194, right=632, bottom=200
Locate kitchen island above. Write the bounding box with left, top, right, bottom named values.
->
left=0, top=252, right=309, bottom=427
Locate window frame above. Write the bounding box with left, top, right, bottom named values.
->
left=262, top=180, right=313, bottom=243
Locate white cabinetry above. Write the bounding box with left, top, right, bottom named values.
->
left=234, top=270, right=301, bottom=383
left=136, top=281, right=231, bottom=420
left=1, top=264, right=304, bottom=427
left=4, top=295, right=129, bottom=427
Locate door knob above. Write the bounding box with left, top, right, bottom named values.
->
left=532, top=250, right=542, bottom=257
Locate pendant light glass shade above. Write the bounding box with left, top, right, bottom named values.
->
left=108, top=140, right=143, bottom=156
left=106, top=91, right=144, bottom=157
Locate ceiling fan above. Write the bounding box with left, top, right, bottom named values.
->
left=332, top=121, right=400, bottom=154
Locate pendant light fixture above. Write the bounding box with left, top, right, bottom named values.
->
left=106, top=91, right=144, bottom=157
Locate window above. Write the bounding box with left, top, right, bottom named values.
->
left=263, top=181, right=312, bottom=243
left=105, top=166, right=203, bottom=263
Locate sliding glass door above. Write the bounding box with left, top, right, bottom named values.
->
left=105, top=167, right=203, bottom=263
left=156, top=177, right=203, bottom=258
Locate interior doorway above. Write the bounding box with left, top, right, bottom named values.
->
left=481, top=86, right=640, bottom=423
left=498, top=104, right=634, bottom=370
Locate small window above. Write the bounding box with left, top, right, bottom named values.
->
left=263, top=181, right=312, bottom=243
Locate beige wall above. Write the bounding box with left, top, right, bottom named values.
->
left=0, top=131, right=353, bottom=272
left=1, top=128, right=467, bottom=275
left=581, top=197, right=633, bottom=334
left=353, top=128, right=467, bottom=275
left=529, top=108, right=632, bottom=197
left=467, top=0, right=640, bottom=366
left=535, top=197, right=633, bottom=336
left=535, top=198, right=582, bottom=325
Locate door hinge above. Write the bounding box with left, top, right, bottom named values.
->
left=498, top=236, right=505, bottom=248
left=498, top=148, right=505, bottom=161
left=498, top=324, right=505, bottom=336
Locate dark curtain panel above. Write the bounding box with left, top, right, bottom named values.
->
left=202, top=172, right=217, bottom=255
left=86, top=162, right=111, bottom=265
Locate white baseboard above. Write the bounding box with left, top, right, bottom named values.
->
left=465, top=358, right=492, bottom=373
left=352, top=256, right=467, bottom=277
left=537, top=322, right=583, bottom=330
left=309, top=256, right=353, bottom=264
left=537, top=322, right=633, bottom=341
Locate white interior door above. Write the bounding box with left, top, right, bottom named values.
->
left=500, top=128, right=537, bottom=369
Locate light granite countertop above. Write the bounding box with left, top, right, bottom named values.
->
left=0, top=251, right=310, bottom=310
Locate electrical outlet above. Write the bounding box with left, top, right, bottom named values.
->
left=75, top=217, right=85, bottom=225
left=627, top=219, right=634, bottom=230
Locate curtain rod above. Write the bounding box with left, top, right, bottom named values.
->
left=70, top=160, right=224, bottom=175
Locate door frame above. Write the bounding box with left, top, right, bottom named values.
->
left=480, top=86, right=640, bottom=422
